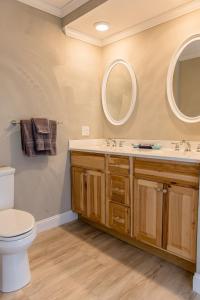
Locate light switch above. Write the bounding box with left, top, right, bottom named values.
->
left=82, top=126, right=90, bottom=136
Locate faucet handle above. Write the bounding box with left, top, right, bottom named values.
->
left=106, top=138, right=111, bottom=147
left=185, top=141, right=191, bottom=152
left=180, top=139, right=186, bottom=145
left=119, top=140, right=125, bottom=147
left=171, top=142, right=180, bottom=151
left=111, top=139, right=117, bottom=147
left=179, top=140, right=191, bottom=152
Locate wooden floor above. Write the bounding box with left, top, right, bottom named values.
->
left=0, top=220, right=200, bottom=300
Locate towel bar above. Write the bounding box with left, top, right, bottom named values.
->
left=11, top=120, right=63, bottom=126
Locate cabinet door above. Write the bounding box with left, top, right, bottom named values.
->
left=134, top=179, right=163, bottom=247
left=166, top=185, right=198, bottom=262
left=109, top=202, right=130, bottom=235
left=108, top=174, right=130, bottom=206
left=86, top=170, right=105, bottom=224
left=71, top=167, right=87, bottom=215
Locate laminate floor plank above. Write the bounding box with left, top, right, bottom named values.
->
left=0, top=220, right=199, bottom=300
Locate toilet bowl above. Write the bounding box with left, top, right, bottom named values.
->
left=0, top=208, right=36, bottom=292
left=0, top=167, right=37, bottom=292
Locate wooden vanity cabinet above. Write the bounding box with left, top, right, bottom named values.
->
left=86, top=170, right=105, bottom=224
left=134, top=179, right=163, bottom=247
left=71, top=152, right=199, bottom=271
left=71, top=152, right=106, bottom=225
left=165, top=185, right=198, bottom=262
left=109, top=202, right=130, bottom=235
left=134, top=178, right=198, bottom=262
left=72, top=167, right=87, bottom=216
left=107, top=155, right=131, bottom=235
left=108, top=174, right=130, bottom=206
left=134, top=158, right=199, bottom=263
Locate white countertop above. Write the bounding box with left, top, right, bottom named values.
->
left=69, top=139, right=200, bottom=163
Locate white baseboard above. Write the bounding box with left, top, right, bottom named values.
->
left=36, top=210, right=78, bottom=233
left=193, top=273, right=200, bottom=294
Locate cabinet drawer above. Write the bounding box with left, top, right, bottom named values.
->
left=108, top=174, right=130, bottom=206
left=109, top=202, right=130, bottom=235
left=108, top=156, right=130, bottom=176
left=134, top=158, right=199, bottom=188
left=71, top=152, right=105, bottom=171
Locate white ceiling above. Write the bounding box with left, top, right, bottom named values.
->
left=42, top=0, right=72, bottom=9
left=17, top=0, right=200, bottom=46
left=68, top=0, right=191, bottom=38
left=17, top=0, right=89, bottom=17
left=65, top=0, right=200, bottom=46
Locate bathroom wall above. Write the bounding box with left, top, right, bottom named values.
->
left=0, top=0, right=102, bottom=220
left=2, top=1, right=200, bottom=221
left=102, top=9, right=200, bottom=140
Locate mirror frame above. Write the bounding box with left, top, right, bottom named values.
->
left=167, top=34, right=200, bottom=123
left=102, top=59, right=137, bottom=126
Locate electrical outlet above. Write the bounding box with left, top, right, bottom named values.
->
left=82, top=126, right=90, bottom=136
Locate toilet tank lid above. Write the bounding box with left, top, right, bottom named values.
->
left=0, top=167, right=15, bottom=177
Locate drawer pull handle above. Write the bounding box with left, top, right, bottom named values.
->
left=113, top=216, right=125, bottom=224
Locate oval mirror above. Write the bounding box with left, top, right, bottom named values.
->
left=167, top=35, right=200, bottom=123
left=102, top=59, right=137, bottom=125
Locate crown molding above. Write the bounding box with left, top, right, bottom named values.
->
left=62, top=0, right=90, bottom=17
left=17, top=0, right=90, bottom=18
left=64, top=27, right=102, bottom=46
left=62, top=0, right=108, bottom=27
left=17, top=0, right=62, bottom=17
left=64, top=0, right=200, bottom=47
left=102, top=0, right=200, bottom=46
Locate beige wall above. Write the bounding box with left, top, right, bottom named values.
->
left=0, top=0, right=102, bottom=220
left=2, top=1, right=200, bottom=221
left=102, top=9, right=200, bottom=140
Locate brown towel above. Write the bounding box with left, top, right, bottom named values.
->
left=46, top=120, right=57, bottom=156
left=32, top=118, right=50, bottom=134
left=32, top=119, right=57, bottom=155
left=20, top=119, right=57, bottom=156
left=32, top=119, right=51, bottom=151
left=20, top=120, right=36, bottom=157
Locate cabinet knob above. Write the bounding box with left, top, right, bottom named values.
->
left=156, top=188, right=168, bottom=194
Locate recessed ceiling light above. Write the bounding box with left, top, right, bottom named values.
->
left=95, top=22, right=110, bottom=32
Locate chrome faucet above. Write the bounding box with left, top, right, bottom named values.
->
left=185, top=141, right=191, bottom=152
left=111, top=139, right=117, bottom=147
left=180, top=140, right=191, bottom=152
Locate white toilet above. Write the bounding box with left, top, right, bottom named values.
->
left=0, top=167, right=36, bottom=293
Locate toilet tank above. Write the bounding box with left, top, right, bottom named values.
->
left=0, top=167, right=15, bottom=210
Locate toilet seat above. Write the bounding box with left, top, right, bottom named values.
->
left=0, top=228, right=35, bottom=242
left=0, top=209, right=35, bottom=240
